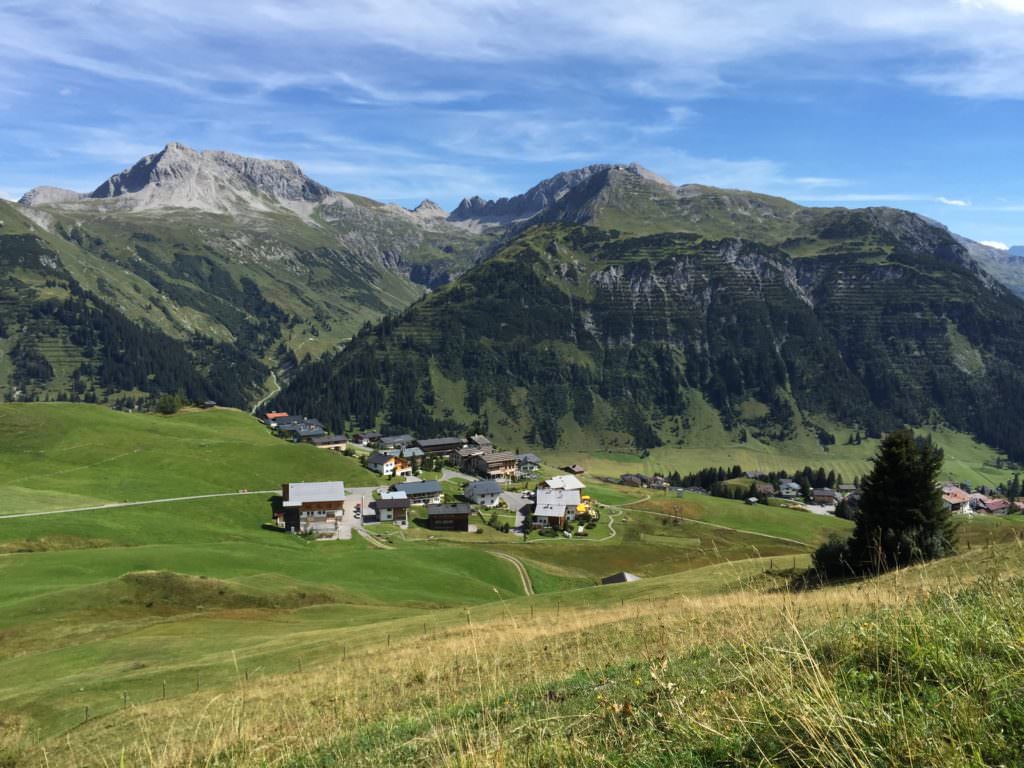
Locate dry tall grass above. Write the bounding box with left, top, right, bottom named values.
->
left=16, top=540, right=1024, bottom=767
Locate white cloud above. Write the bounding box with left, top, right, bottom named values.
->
left=5, top=1, right=1024, bottom=101
left=980, top=240, right=1010, bottom=249
left=937, top=196, right=971, bottom=206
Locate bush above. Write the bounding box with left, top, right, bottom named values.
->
left=155, top=392, right=185, bottom=414
left=812, top=535, right=854, bottom=580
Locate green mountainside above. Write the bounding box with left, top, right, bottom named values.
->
left=0, top=200, right=264, bottom=404
left=7, top=150, right=1024, bottom=443
left=3, top=144, right=492, bottom=406
left=276, top=167, right=1024, bottom=462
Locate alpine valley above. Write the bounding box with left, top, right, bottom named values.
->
left=5, top=145, right=1024, bottom=460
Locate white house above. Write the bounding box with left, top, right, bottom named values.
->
left=367, top=451, right=413, bottom=477
left=533, top=487, right=581, bottom=529
left=464, top=479, right=502, bottom=507
left=778, top=480, right=802, bottom=498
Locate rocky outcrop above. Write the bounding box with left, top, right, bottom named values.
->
left=448, top=163, right=671, bottom=228
left=19, top=186, right=85, bottom=206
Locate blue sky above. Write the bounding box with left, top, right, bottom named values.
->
left=1, top=0, right=1023, bottom=245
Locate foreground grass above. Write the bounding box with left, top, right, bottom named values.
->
left=10, top=541, right=1021, bottom=767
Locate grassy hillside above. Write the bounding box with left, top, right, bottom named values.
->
left=3, top=539, right=1021, bottom=766
left=0, top=403, right=1022, bottom=765
left=550, top=425, right=1017, bottom=489
left=0, top=403, right=377, bottom=513
left=0, top=201, right=271, bottom=405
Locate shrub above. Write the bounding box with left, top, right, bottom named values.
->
left=812, top=535, right=854, bottom=580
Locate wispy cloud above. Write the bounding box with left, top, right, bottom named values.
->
left=980, top=240, right=1010, bottom=249
left=1, top=0, right=1023, bottom=242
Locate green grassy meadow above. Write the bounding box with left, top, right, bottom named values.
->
left=1, top=403, right=1023, bottom=766
left=0, top=403, right=379, bottom=513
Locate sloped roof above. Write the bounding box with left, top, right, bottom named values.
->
left=465, top=479, right=502, bottom=496
left=417, top=437, right=465, bottom=449
left=535, top=487, right=581, bottom=517
left=542, top=475, right=586, bottom=491
left=283, top=481, right=346, bottom=507
left=311, top=434, right=347, bottom=445
left=395, top=479, right=443, bottom=495
left=601, top=571, right=641, bottom=585
left=426, top=503, right=472, bottom=516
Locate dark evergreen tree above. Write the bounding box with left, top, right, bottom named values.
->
left=822, top=429, right=955, bottom=576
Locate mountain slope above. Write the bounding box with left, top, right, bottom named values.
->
left=275, top=204, right=1024, bottom=462
left=0, top=200, right=255, bottom=404
left=954, top=236, right=1024, bottom=298
left=8, top=143, right=493, bottom=403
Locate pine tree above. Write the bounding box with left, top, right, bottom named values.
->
left=846, top=429, right=955, bottom=572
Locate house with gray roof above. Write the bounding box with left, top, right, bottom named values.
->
left=463, top=479, right=502, bottom=507
left=394, top=479, right=443, bottom=505
left=274, top=481, right=346, bottom=532
left=533, top=487, right=582, bottom=529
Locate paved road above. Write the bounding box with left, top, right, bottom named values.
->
left=441, top=469, right=476, bottom=483
left=0, top=490, right=278, bottom=520
left=489, top=551, right=534, bottom=595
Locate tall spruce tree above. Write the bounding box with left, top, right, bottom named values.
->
left=847, top=429, right=956, bottom=572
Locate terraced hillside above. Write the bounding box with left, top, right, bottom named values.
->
left=277, top=217, right=1024, bottom=463
left=0, top=202, right=259, bottom=404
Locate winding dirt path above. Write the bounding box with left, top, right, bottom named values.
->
left=489, top=550, right=534, bottom=595
left=250, top=371, right=281, bottom=415
left=357, top=527, right=394, bottom=550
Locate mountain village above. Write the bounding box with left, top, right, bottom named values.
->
left=257, top=409, right=1022, bottom=543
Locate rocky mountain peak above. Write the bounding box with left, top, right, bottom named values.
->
left=86, top=142, right=333, bottom=210
left=448, top=163, right=675, bottom=228
left=411, top=199, right=447, bottom=219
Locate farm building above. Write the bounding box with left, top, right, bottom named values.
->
left=426, top=503, right=472, bottom=531
left=601, top=572, right=641, bottom=585
left=311, top=434, right=348, bottom=451
left=416, top=437, right=465, bottom=455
